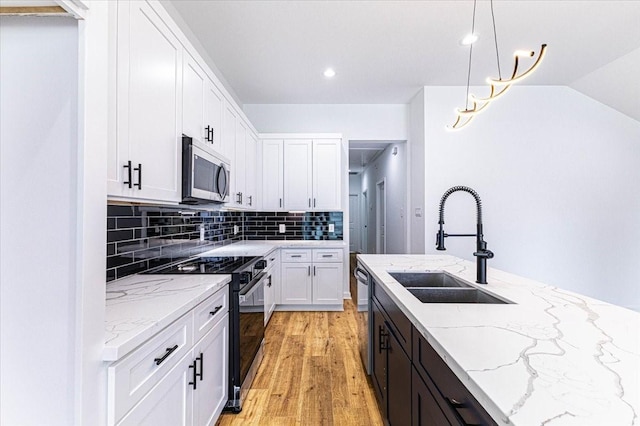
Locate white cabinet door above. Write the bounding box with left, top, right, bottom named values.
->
left=312, top=139, right=342, bottom=210
left=204, top=81, right=223, bottom=154
left=233, top=120, right=247, bottom=207
left=113, top=0, right=182, bottom=203
left=222, top=103, right=236, bottom=166
left=313, top=263, right=344, bottom=304
left=182, top=52, right=205, bottom=144
left=192, top=314, right=228, bottom=426
left=283, top=140, right=313, bottom=210
left=116, top=353, right=193, bottom=426
left=261, top=139, right=284, bottom=211
left=244, top=132, right=257, bottom=209
left=280, top=263, right=312, bottom=305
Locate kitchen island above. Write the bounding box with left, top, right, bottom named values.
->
left=358, top=254, right=639, bottom=425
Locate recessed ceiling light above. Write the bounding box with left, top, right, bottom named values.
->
left=323, top=68, right=336, bottom=78
left=460, top=33, right=478, bottom=46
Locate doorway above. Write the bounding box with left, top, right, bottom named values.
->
left=349, top=193, right=361, bottom=252
left=376, top=179, right=386, bottom=254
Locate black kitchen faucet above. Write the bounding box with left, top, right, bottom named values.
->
left=435, top=186, right=494, bottom=284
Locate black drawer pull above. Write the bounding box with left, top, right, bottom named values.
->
left=378, top=325, right=389, bottom=353
left=321, top=254, right=333, bottom=258
left=133, top=163, right=142, bottom=190
left=123, top=161, right=132, bottom=188
left=196, top=353, right=203, bottom=381
left=291, top=255, right=302, bottom=258
left=188, top=360, right=197, bottom=390
left=209, top=305, right=223, bottom=316
left=154, top=344, right=178, bottom=366
left=445, top=397, right=481, bottom=426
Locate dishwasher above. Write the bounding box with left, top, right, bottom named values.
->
left=354, top=263, right=372, bottom=375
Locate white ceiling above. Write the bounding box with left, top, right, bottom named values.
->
left=168, top=0, right=640, bottom=111
left=349, top=142, right=391, bottom=173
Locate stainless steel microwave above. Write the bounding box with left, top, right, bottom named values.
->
left=182, top=135, right=230, bottom=204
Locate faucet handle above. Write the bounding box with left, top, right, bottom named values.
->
left=474, top=249, right=494, bottom=259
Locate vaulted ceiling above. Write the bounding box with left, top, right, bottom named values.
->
left=166, top=0, right=640, bottom=120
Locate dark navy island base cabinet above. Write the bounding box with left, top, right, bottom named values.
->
left=371, top=280, right=497, bottom=426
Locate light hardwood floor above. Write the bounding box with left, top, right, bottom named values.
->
left=216, top=299, right=383, bottom=426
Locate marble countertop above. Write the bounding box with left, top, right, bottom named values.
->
left=104, top=274, right=231, bottom=362
left=357, top=254, right=640, bottom=426
left=196, top=240, right=347, bottom=257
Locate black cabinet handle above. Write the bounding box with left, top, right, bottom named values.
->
left=196, top=353, right=203, bottom=381
left=445, top=397, right=481, bottom=426
left=291, top=255, right=302, bottom=258
left=279, top=198, right=282, bottom=208
left=154, top=344, right=178, bottom=366
left=308, top=266, right=311, bottom=276
left=378, top=325, right=389, bottom=353
left=308, top=198, right=311, bottom=208
left=313, top=266, right=316, bottom=276
left=123, top=161, right=132, bottom=188
left=248, top=195, right=253, bottom=206
left=205, top=125, right=214, bottom=143
left=133, top=163, right=142, bottom=190
left=267, top=276, right=272, bottom=287
left=209, top=305, right=223, bottom=316
left=188, top=360, right=197, bottom=390
left=313, top=198, right=316, bottom=208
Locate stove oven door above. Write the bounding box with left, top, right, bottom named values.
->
left=238, top=273, right=266, bottom=390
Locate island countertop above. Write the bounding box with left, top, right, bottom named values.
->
left=357, top=254, right=639, bottom=426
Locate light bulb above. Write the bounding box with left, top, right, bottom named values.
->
left=323, top=68, right=336, bottom=78
left=461, top=33, right=479, bottom=46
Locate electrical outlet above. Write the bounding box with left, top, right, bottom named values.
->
left=279, top=224, right=286, bottom=233
left=199, top=224, right=205, bottom=241
left=233, top=225, right=239, bottom=235
left=328, top=223, right=335, bottom=233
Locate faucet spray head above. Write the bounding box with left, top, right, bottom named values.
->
left=436, top=228, right=446, bottom=250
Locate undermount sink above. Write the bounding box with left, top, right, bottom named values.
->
left=407, top=288, right=509, bottom=304
left=388, top=271, right=472, bottom=288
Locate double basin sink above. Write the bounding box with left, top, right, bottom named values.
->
left=388, top=271, right=511, bottom=304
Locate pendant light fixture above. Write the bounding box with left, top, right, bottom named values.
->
left=449, top=0, right=547, bottom=130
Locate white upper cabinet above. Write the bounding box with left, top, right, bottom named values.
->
left=233, top=120, right=247, bottom=207
left=203, top=81, right=224, bottom=154
left=183, top=52, right=224, bottom=153
left=283, top=139, right=313, bottom=210
left=182, top=52, right=206, bottom=144
left=261, top=140, right=284, bottom=210
left=109, top=0, right=182, bottom=203
left=261, top=135, right=342, bottom=211
left=312, top=139, right=341, bottom=210
left=245, top=132, right=258, bottom=209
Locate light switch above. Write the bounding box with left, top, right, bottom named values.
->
left=233, top=225, right=239, bottom=235
left=328, top=223, right=335, bottom=233
left=279, top=224, right=286, bottom=233
left=415, top=208, right=423, bottom=217
left=200, top=224, right=205, bottom=241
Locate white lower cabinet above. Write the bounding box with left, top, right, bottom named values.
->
left=280, top=249, right=343, bottom=307
left=108, top=287, right=229, bottom=426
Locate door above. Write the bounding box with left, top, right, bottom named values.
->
left=312, top=263, right=343, bottom=304
left=118, top=0, right=182, bottom=203
left=412, top=368, right=450, bottom=426
left=182, top=52, right=205, bottom=144
left=233, top=120, right=247, bottom=207
left=261, top=139, right=284, bottom=211
left=280, top=263, right=312, bottom=305
left=222, top=103, right=236, bottom=164
left=244, top=131, right=257, bottom=209
left=116, top=353, right=193, bottom=426
left=371, top=299, right=387, bottom=419
left=349, top=194, right=361, bottom=252
left=193, top=314, right=228, bottom=426
left=376, top=180, right=386, bottom=254
left=362, top=190, right=369, bottom=253
left=203, top=80, right=223, bottom=153
left=312, top=139, right=341, bottom=210
left=283, top=140, right=313, bottom=210
left=386, top=324, right=412, bottom=426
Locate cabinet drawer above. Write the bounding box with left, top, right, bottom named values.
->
left=282, top=249, right=311, bottom=263
left=265, top=250, right=280, bottom=272
left=193, top=286, right=228, bottom=344
left=412, top=328, right=496, bottom=426
left=107, top=313, right=193, bottom=425
left=312, top=248, right=342, bottom=263
left=372, top=280, right=412, bottom=355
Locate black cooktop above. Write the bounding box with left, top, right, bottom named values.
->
left=146, top=256, right=259, bottom=275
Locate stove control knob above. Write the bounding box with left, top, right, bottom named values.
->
left=255, top=260, right=267, bottom=270
left=239, top=272, right=251, bottom=284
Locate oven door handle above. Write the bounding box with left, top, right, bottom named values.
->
left=239, top=271, right=267, bottom=300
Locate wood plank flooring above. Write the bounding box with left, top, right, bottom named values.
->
left=216, top=299, right=383, bottom=426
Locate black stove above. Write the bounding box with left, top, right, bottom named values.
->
left=149, top=256, right=260, bottom=275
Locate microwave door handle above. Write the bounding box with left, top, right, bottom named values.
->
left=217, top=164, right=229, bottom=199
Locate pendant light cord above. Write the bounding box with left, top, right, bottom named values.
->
left=490, top=0, right=502, bottom=80
left=465, top=0, right=478, bottom=110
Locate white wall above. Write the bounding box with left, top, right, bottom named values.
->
left=360, top=144, right=407, bottom=254
left=0, top=9, right=109, bottom=426
left=423, top=85, right=640, bottom=311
